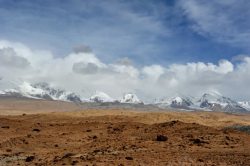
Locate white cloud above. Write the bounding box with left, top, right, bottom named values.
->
left=142, top=65, right=165, bottom=81
left=116, top=57, right=133, bottom=66
left=110, top=64, right=139, bottom=78
left=73, top=62, right=99, bottom=75
left=178, top=0, right=250, bottom=48
left=0, top=40, right=250, bottom=100
left=0, top=47, right=30, bottom=68
left=0, top=0, right=171, bottom=62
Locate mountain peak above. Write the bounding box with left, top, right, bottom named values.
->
left=89, top=91, right=114, bottom=103
left=2, top=81, right=82, bottom=102
left=120, top=93, right=143, bottom=104
left=0, top=81, right=249, bottom=113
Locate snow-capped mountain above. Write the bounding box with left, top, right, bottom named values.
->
left=120, top=93, right=143, bottom=104
left=238, top=101, right=250, bottom=110
left=156, top=92, right=249, bottom=113
left=198, top=92, right=248, bottom=113
left=89, top=91, right=115, bottom=103
left=198, top=92, right=232, bottom=108
left=0, top=80, right=249, bottom=113
left=155, top=96, right=194, bottom=109
left=1, top=88, right=23, bottom=97
left=0, top=82, right=82, bottom=102
left=30, top=82, right=81, bottom=102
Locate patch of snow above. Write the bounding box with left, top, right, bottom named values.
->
left=155, top=95, right=193, bottom=107
left=120, top=93, right=143, bottom=104
left=4, top=89, right=19, bottom=93
left=238, top=101, right=250, bottom=111
left=19, top=82, right=45, bottom=97
left=198, top=92, right=236, bottom=108
left=172, top=96, right=183, bottom=104
left=90, top=91, right=114, bottom=102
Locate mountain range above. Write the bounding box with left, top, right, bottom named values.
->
left=154, top=92, right=249, bottom=113
left=0, top=81, right=249, bottom=113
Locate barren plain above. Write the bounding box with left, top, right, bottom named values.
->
left=0, top=97, right=249, bottom=165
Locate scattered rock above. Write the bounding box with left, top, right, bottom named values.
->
left=198, top=159, right=204, bottom=162
left=113, top=128, right=121, bottom=131
left=71, top=160, right=78, bottom=165
left=185, top=133, right=193, bottom=138
left=62, top=153, right=75, bottom=159
left=53, top=156, right=59, bottom=162
left=25, top=156, right=35, bottom=162
left=32, top=129, right=40, bottom=132
left=93, top=135, right=97, bottom=139
left=1, top=126, right=10, bottom=129
left=156, top=135, right=168, bottom=141
left=225, top=136, right=231, bottom=140
left=93, top=149, right=101, bottom=153
left=190, top=138, right=207, bottom=145
left=125, top=156, right=133, bottom=160
left=86, top=129, right=92, bottom=132
left=6, top=149, right=12, bottom=152
left=169, top=120, right=178, bottom=126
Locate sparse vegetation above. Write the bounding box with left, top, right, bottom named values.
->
left=224, top=125, right=250, bottom=134
left=0, top=107, right=250, bottom=165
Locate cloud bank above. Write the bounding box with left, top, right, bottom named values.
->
left=0, top=40, right=250, bottom=101
left=0, top=47, right=30, bottom=68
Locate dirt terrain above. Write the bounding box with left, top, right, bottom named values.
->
left=0, top=99, right=250, bottom=165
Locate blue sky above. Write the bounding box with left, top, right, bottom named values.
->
left=1, top=0, right=250, bottom=100
left=0, top=0, right=249, bottom=66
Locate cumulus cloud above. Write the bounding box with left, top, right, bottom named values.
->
left=0, top=40, right=250, bottom=101
left=0, top=47, right=30, bottom=68
left=73, top=62, right=99, bottom=74
left=116, top=57, right=133, bottom=66
left=142, top=65, right=165, bottom=81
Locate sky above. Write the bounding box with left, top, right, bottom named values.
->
left=0, top=0, right=250, bottom=101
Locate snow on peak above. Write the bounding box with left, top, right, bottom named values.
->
left=3, top=88, right=19, bottom=94
left=19, top=82, right=45, bottom=97
left=120, top=93, right=143, bottom=104
left=155, top=95, right=193, bottom=108
left=160, top=96, right=188, bottom=103
left=0, top=80, right=249, bottom=113
left=172, top=96, right=183, bottom=104
left=197, top=92, right=248, bottom=113
left=199, top=91, right=236, bottom=108
left=90, top=91, right=114, bottom=103
left=238, top=101, right=250, bottom=111
left=0, top=81, right=82, bottom=102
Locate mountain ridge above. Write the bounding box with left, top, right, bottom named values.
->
left=0, top=81, right=249, bottom=113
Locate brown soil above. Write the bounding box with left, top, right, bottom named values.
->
left=0, top=109, right=250, bottom=166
